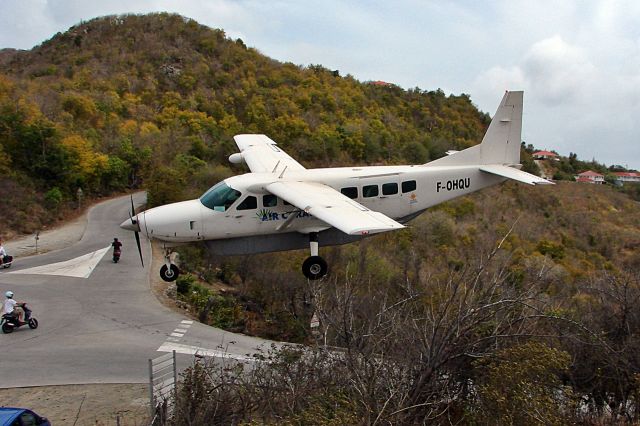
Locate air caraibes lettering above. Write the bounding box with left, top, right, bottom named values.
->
left=256, top=209, right=312, bottom=221
left=436, top=178, right=471, bottom=193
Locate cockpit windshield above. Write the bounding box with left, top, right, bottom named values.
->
left=199, top=182, right=241, bottom=212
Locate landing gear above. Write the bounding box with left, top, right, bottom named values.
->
left=160, top=248, right=180, bottom=282
left=302, top=256, right=328, bottom=280
left=302, top=232, right=328, bottom=280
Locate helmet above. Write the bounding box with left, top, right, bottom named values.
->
left=5, top=291, right=13, bottom=298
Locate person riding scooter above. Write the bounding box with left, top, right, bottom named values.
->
left=3, top=291, right=24, bottom=324
left=112, top=237, right=122, bottom=263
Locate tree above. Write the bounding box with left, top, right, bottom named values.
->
left=472, top=342, right=574, bottom=425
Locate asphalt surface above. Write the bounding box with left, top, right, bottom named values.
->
left=0, top=193, right=270, bottom=388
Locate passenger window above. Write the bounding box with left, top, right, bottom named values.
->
left=341, top=187, right=358, bottom=199
left=237, top=196, right=257, bottom=210
left=382, top=183, right=398, bottom=195
left=402, top=180, right=417, bottom=193
left=263, top=194, right=277, bottom=207
left=363, top=185, right=379, bottom=198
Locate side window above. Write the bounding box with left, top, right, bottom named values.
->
left=363, top=185, right=379, bottom=198
left=341, top=187, right=358, bottom=199
left=199, top=182, right=241, bottom=212
left=382, top=183, right=398, bottom=195
left=263, top=194, right=277, bottom=207
left=237, top=196, right=257, bottom=210
left=402, top=180, right=417, bottom=193
left=18, top=412, right=37, bottom=426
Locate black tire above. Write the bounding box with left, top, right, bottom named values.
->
left=2, top=322, right=13, bottom=334
left=28, top=318, right=38, bottom=329
left=302, top=256, right=328, bottom=280
left=160, top=264, right=180, bottom=282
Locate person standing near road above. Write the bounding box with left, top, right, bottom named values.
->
left=3, top=291, right=24, bottom=324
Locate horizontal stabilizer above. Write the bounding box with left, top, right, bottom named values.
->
left=480, top=165, right=554, bottom=185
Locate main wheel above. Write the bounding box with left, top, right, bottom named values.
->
left=302, top=256, right=328, bottom=280
left=160, top=264, right=180, bottom=282
left=2, top=322, right=13, bottom=334
left=28, top=318, right=38, bottom=329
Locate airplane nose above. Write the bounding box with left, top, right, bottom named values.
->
left=120, top=216, right=140, bottom=232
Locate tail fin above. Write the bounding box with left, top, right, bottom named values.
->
left=427, top=91, right=523, bottom=167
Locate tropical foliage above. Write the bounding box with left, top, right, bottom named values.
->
left=0, top=13, right=489, bottom=235
left=2, top=13, right=640, bottom=424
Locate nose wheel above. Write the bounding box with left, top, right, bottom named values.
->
left=302, top=232, right=328, bottom=280
left=160, top=248, right=180, bottom=282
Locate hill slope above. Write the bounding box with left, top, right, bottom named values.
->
left=0, top=13, right=490, bottom=236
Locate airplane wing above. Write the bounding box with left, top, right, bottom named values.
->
left=233, top=134, right=306, bottom=173
left=265, top=181, right=405, bottom=235
left=480, top=165, right=554, bottom=185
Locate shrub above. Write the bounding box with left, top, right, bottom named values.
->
left=44, top=187, right=63, bottom=210
left=176, top=274, right=195, bottom=295
left=537, top=239, right=565, bottom=259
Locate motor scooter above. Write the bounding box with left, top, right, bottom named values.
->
left=1, top=254, right=12, bottom=269
left=113, top=248, right=121, bottom=263
left=1, top=303, right=38, bottom=333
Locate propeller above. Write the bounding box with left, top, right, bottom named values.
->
left=129, top=195, right=144, bottom=267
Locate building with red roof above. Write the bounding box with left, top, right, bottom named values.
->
left=574, top=170, right=605, bottom=184
left=613, top=171, right=640, bottom=185
left=368, top=80, right=394, bottom=87
left=533, top=150, right=558, bottom=160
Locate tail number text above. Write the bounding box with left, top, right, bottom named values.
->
left=436, top=178, right=470, bottom=193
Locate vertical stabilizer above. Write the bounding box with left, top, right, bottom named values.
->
left=427, top=91, right=523, bottom=167
left=479, top=91, right=522, bottom=165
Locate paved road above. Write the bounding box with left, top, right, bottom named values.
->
left=0, top=194, right=270, bottom=388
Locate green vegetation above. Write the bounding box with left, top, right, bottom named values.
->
left=3, top=12, right=640, bottom=424
left=0, top=12, right=490, bottom=235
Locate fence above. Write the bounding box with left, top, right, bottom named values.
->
left=149, top=350, right=177, bottom=424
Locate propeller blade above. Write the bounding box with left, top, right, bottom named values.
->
left=134, top=229, right=144, bottom=267
left=130, top=195, right=137, bottom=224
left=129, top=194, right=144, bottom=267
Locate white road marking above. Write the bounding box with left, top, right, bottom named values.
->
left=170, top=332, right=184, bottom=337
left=174, top=328, right=187, bottom=333
left=157, top=342, right=256, bottom=362
left=180, top=320, right=193, bottom=325
left=9, top=247, right=110, bottom=278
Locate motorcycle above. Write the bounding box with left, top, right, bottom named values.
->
left=113, top=248, right=121, bottom=263
left=1, top=303, right=38, bottom=333
left=1, top=254, right=12, bottom=269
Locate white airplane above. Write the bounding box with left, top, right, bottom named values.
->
left=121, top=91, right=551, bottom=281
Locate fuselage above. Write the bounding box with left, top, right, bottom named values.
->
left=134, top=164, right=505, bottom=250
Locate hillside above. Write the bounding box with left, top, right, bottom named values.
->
left=168, top=178, right=640, bottom=423
left=0, top=12, right=489, bottom=237
left=3, top=13, right=640, bottom=423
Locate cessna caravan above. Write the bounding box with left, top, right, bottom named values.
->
left=121, top=91, right=551, bottom=281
